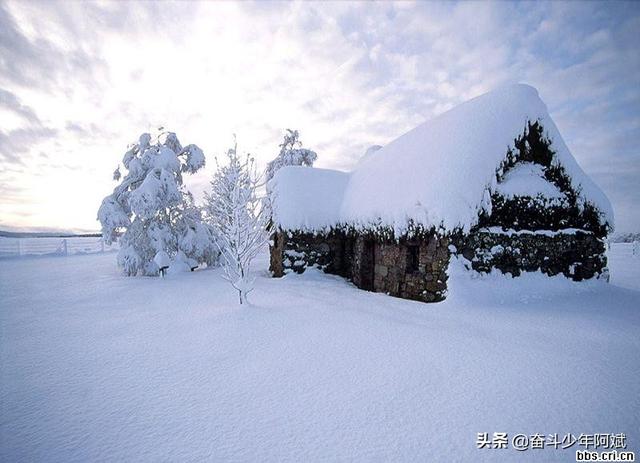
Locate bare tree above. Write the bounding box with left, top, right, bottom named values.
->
left=204, top=139, right=268, bottom=304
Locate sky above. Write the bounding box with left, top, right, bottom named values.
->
left=0, top=0, right=639, bottom=234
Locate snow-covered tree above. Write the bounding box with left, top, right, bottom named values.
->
left=97, top=128, right=216, bottom=276
left=265, top=129, right=317, bottom=182
left=264, top=129, right=317, bottom=230
left=204, top=140, right=268, bottom=304
left=172, top=191, right=220, bottom=272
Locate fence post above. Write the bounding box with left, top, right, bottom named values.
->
left=101, top=239, right=105, bottom=253
left=17, top=239, right=23, bottom=256
left=62, top=239, right=68, bottom=256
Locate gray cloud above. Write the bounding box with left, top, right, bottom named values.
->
left=0, top=2, right=109, bottom=93
left=0, top=88, right=40, bottom=124
left=0, top=86, right=57, bottom=165
left=0, top=3, right=65, bottom=89
left=0, top=126, right=57, bottom=163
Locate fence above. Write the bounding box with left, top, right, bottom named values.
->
left=0, top=237, right=118, bottom=259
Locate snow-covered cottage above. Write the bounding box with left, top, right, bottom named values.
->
left=268, top=84, right=613, bottom=302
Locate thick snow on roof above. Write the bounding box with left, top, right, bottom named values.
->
left=271, top=84, right=613, bottom=234
left=269, top=166, right=349, bottom=231
left=495, top=162, right=565, bottom=200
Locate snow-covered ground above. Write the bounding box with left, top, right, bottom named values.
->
left=608, top=242, right=640, bottom=291
left=1, top=245, right=638, bottom=461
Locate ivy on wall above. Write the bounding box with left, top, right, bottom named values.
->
left=479, top=120, right=610, bottom=237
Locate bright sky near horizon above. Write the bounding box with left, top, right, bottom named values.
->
left=0, top=0, right=639, bottom=233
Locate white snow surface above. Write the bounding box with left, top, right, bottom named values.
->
left=479, top=227, right=593, bottom=237
left=269, top=166, right=349, bottom=231
left=1, top=247, right=638, bottom=462
left=356, top=144, right=383, bottom=166
left=270, top=84, right=613, bottom=234
left=607, top=242, right=640, bottom=291
left=495, top=162, right=565, bottom=200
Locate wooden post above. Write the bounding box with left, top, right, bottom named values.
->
left=17, top=239, right=23, bottom=256
left=62, top=239, right=68, bottom=256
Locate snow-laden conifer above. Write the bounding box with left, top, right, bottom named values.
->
left=265, top=129, right=317, bottom=182
left=98, top=128, right=216, bottom=276
left=264, top=129, right=317, bottom=229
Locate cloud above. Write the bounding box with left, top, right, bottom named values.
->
left=0, top=88, right=58, bottom=165
left=0, top=0, right=638, bottom=232
left=0, top=88, right=40, bottom=124
left=0, top=126, right=57, bottom=162
left=0, top=3, right=103, bottom=91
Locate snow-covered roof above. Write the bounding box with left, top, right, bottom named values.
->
left=269, top=167, right=349, bottom=231
left=495, top=162, right=565, bottom=201
left=269, top=84, right=613, bottom=235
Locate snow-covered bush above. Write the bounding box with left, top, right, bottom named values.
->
left=154, top=250, right=170, bottom=277
left=265, top=129, right=317, bottom=182
left=204, top=141, right=268, bottom=304
left=98, top=129, right=216, bottom=276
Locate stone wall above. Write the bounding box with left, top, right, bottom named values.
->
left=270, top=226, right=608, bottom=303
left=350, top=237, right=371, bottom=290
left=456, top=230, right=607, bottom=281
left=371, top=237, right=450, bottom=302
left=269, top=230, right=352, bottom=277
left=270, top=229, right=451, bottom=303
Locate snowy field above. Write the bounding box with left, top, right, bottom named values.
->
left=1, top=245, right=638, bottom=462
left=607, top=242, right=640, bottom=291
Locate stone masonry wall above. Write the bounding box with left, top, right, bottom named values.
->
left=456, top=230, right=607, bottom=281
left=269, top=230, right=351, bottom=277
left=270, top=227, right=608, bottom=303
left=372, top=236, right=450, bottom=302
left=270, top=229, right=452, bottom=303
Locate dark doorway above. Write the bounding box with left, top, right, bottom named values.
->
left=406, top=245, right=420, bottom=273
left=338, top=237, right=355, bottom=278
left=360, top=240, right=375, bottom=291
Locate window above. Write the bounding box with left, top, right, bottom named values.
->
left=406, top=245, right=420, bottom=273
